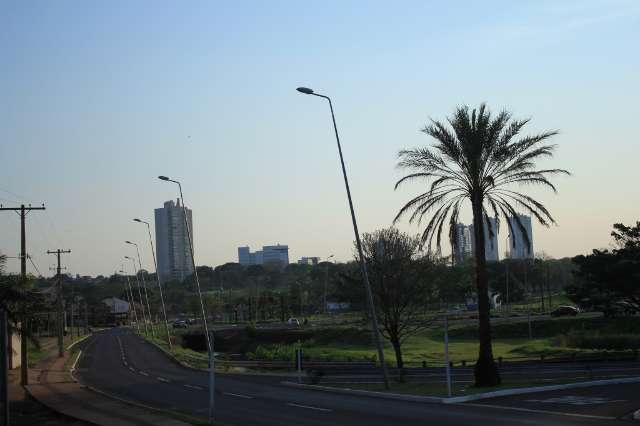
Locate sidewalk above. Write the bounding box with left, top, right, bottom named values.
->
left=24, top=349, right=190, bottom=426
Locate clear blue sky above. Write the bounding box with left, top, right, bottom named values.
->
left=2, top=0, right=639, bottom=276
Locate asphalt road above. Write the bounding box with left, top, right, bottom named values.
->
left=75, top=328, right=634, bottom=426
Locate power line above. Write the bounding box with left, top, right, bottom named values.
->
left=27, top=254, right=42, bottom=276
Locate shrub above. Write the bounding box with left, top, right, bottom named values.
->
left=246, top=344, right=296, bottom=361
left=557, top=331, right=640, bottom=350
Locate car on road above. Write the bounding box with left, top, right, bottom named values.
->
left=173, top=319, right=188, bottom=328
left=287, top=317, right=300, bottom=327
left=550, top=305, right=579, bottom=317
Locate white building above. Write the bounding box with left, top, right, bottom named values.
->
left=237, top=244, right=289, bottom=266
left=155, top=199, right=194, bottom=282
left=102, top=297, right=130, bottom=314
left=467, top=217, right=500, bottom=262
left=298, top=257, right=320, bottom=266
left=508, top=214, right=534, bottom=259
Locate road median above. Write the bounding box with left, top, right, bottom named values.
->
left=282, top=375, right=640, bottom=404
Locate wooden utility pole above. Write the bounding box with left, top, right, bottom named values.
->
left=1, top=310, right=9, bottom=426
left=0, top=203, right=46, bottom=387
left=47, top=249, right=71, bottom=358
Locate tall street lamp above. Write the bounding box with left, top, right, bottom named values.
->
left=134, top=218, right=172, bottom=348
left=125, top=255, right=149, bottom=334
left=126, top=240, right=154, bottom=337
left=119, top=268, right=140, bottom=333
left=158, top=175, right=215, bottom=423
left=296, top=86, right=390, bottom=389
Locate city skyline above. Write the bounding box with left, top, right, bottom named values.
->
left=1, top=1, right=639, bottom=276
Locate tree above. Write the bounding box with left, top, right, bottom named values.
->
left=394, top=104, right=568, bottom=386
left=569, top=221, right=640, bottom=316
left=360, top=228, right=437, bottom=370
left=0, top=252, right=48, bottom=386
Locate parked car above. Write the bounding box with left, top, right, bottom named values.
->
left=287, top=317, right=300, bottom=327
left=173, top=319, right=188, bottom=328
left=550, top=306, right=579, bottom=317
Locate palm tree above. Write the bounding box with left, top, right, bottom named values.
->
left=394, top=104, right=569, bottom=386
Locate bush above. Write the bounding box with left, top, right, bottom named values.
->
left=246, top=344, right=296, bottom=361
left=441, top=317, right=640, bottom=340
left=557, top=331, right=640, bottom=350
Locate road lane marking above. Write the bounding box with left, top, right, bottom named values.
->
left=462, top=402, right=616, bottom=420
left=287, top=403, right=332, bottom=412
left=128, top=367, right=135, bottom=372
left=184, top=384, right=204, bottom=390
left=157, top=377, right=170, bottom=383
left=223, top=392, right=253, bottom=399
left=139, top=371, right=149, bottom=376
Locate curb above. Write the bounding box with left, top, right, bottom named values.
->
left=634, top=409, right=640, bottom=420
left=143, top=337, right=207, bottom=372
left=445, top=376, right=640, bottom=403
left=281, top=381, right=443, bottom=403
left=282, top=375, right=640, bottom=405
left=66, top=333, right=92, bottom=351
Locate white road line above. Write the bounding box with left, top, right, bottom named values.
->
left=287, top=403, right=332, bottom=412
left=128, top=367, right=135, bottom=372
left=70, top=350, right=82, bottom=372
left=139, top=371, right=149, bottom=376
left=157, top=377, right=170, bottom=383
left=461, top=402, right=616, bottom=420
left=223, top=392, right=253, bottom=399
left=184, top=384, right=204, bottom=390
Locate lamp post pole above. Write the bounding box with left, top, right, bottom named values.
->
left=127, top=241, right=154, bottom=337
left=126, top=256, right=149, bottom=334
left=120, top=268, right=140, bottom=333
left=296, top=87, right=390, bottom=389
left=134, top=219, right=171, bottom=348
left=158, top=176, right=214, bottom=423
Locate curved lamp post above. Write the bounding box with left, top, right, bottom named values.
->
left=126, top=240, right=154, bottom=337
left=134, top=218, right=172, bottom=348
left=125, top=255, right=149, bottom=334
left=296, top=86, right=390, bottom=389
left=158, top=175, right=214, bottom=423
left=119, top=267, right=140, bottom=332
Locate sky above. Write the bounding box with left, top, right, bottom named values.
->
left=1, top=0, right=639, bottom=277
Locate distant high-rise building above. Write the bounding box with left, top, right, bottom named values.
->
left=237, top=244, right=289, bottom=266
left=298, top=256, right=319, bottom=266
left=452, top=223, right=472, bottom=264
left=155, top=199, right=194, bottom=282
left=508, top=214, right=533, bottom=259
left=469, top=217, right=500, bottom=262
left=238, top=246, right=252, bottom=266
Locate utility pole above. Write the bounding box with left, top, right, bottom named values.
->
left=47, top=249, right=71, bottom=358
left=1, top=310, right=9, bottom=426
left=0, top=203, right=46, bottom=386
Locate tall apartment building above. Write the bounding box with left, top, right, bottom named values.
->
left=237, top=244, right=289, bottom=266
left=470, top=216, right=499, bottom=262
left=452, top=223, right=472, bottom=264
left=508, top=214, right=534, bottom=259
left=155, top=199, right=194, bottom=282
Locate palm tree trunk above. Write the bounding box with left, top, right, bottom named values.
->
left=471, top=197, right=501, bottom=386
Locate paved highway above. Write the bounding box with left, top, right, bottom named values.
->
left=75, top=328, right=633, bottom=425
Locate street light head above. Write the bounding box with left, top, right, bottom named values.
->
left=125, top=240, right=132, bottom=245
left=133, top=218, right=141, bottom=223
left=124, top=256, right=131, bottom=260
left=296, top=87, right=314, bottom=95
left=158, top=175, right=170, bottom=181
left=118, top=270, right=125, bottom=273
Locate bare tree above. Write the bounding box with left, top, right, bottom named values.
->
left=360, top=228, right=436, bottom=370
